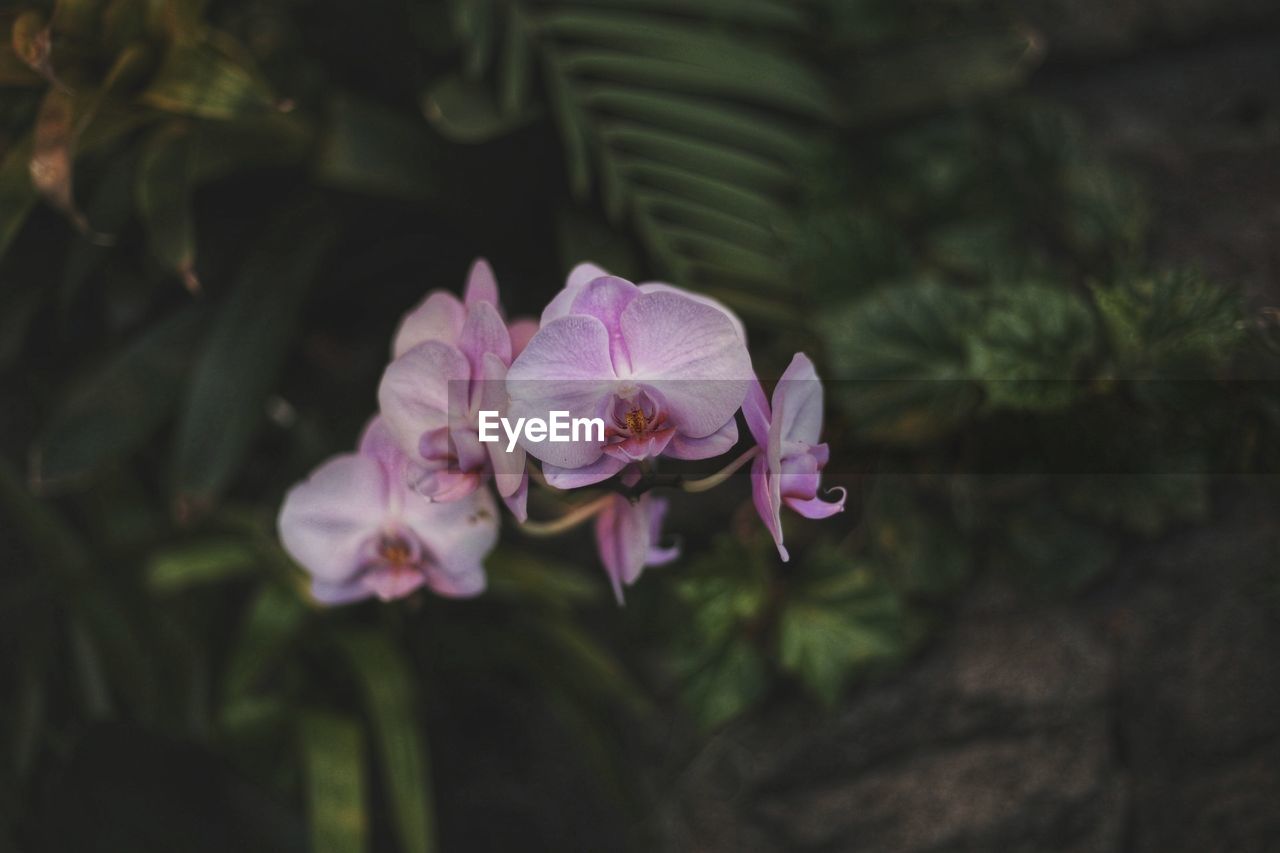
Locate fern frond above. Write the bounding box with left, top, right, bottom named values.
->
left=437, top=0, right=835, bottom=299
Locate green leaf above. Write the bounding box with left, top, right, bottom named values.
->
left=540, top=13, right=833, bottom=119
left=336, top=631, right=437, bottom=853
left=535, top=0, right=807, bottom=28
left=778, top=548, right=908, bottom=705
left=599, top=122, right=792, bottom=190
left=778, top=601, right=901, bottom=706
left=422, top=74, right=538, bottom=143
left=676, top=573, right=767, bottom=651
left=542, top=45, right=592, bottom=198
left=31, top=305, right=206, bottom=491
left=190, top=112, right=314, bottom=184
left=136, top=122, right=200, bottom=292
left=967, top=282, right=1098, bottom=411
left=680, top=638, right=768, bottom=730
left=316, top=94, right=440, bottom=201
left=1059, top=158, right=1147, bottom=260
left=171, top=201, right=335, bottom=515
left=583, top=86, right=814, bottom=162
left=146, top=537, right=257, bottom=594
left=59, top=148, right=140, bottom=312
left=454, top=0, right=495, bottom=79
left=669, top=536, right=771, bottom=728
left=142, top=33, right=277, bottom=120
left=223, top=582, right=308, bottom=699
left=821, top=278, right=983, bottom=443
left=0, top=459, right=159, bottom=719
left=1092, top=269, right=1243, bottom=376
left=299, top=712, right=369, bottom=853
left=450, top=1, right=832, bottom=292
left=498, top=5, right=533, bottom=113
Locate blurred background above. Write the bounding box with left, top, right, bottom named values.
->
left=2, top=0, right=1280, bottom=850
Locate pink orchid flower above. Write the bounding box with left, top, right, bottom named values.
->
left=277, top=417, right=498, bottom=604
left=743, top=353, right=846, bottom=562
left=544, top=263, right=747, bottom=342
left=506, top=270, right=753, bottom=489
left=379, top=258, right=531, bottom=519
left=595, top=493, right=679, bottom=603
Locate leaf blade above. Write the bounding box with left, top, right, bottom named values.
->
left=299, top=711, right=369, bottom=853
left=31, top=305, right=207, bottom=490
left=171, top=201, right=335, bottom=515
left=336, top=630, right=437, bottom=853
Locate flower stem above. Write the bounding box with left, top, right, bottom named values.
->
left=518, top=494, right=612, bottom=537
left=681, top=446, right=761, bottom=493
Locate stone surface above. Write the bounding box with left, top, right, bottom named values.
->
left=667, top=490, right=1280, bottom=852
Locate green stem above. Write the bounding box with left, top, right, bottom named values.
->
left=681, top=446, right=761, bottom=493
left=518, top=494, right=613, bottom=537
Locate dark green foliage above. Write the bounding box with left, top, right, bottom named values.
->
left=669, top=533, right=914, bottom=716
left=679, top=636, right=770, bottom=732
left=31, top=305, right=206, bottom=489
left=778, top=556, right=906, bottom=706
left=670, top=538, right=771, bottom=730
left=299, top=711, right=370, bottom=853
left=0, top=0, right=1277, bottom=848
left=967, top=282, right=1098, bottom=411
left=1093, top=269, right=1245, bottom=376
left=171, top=202, right=336, bottom=514
left=431, top=0, right=834, bottom=305
left=334, top=631, right=438, bottom=853
left=822, top=279, right=983, bottom=443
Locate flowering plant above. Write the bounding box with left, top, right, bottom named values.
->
left=280, top=260, right=845, bottom=604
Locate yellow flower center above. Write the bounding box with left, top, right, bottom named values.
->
left=377, top=536, right=414, bottom=567
left=623, top=408, right=647, bottom=435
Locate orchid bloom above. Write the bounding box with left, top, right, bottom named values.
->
left=505, top=270, right=753, bottom=489
left=595, top=493, right=679, bottom=603
left=743, top=353, right=846, bottom=561
left=379, top=258, right=532, bottom=519
left=278, top=418, right=498, bottom=604
left=544, top=263, right=747, bottom=343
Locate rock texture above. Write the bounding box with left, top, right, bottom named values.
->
left=668, top=493, right=1280, bottom=851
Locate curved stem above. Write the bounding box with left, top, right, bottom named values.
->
left=681, top=446, right=761, bottom=493
left=518, top=494, right=613, bottom=537
left=526, top=459, right=549, bottom=488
